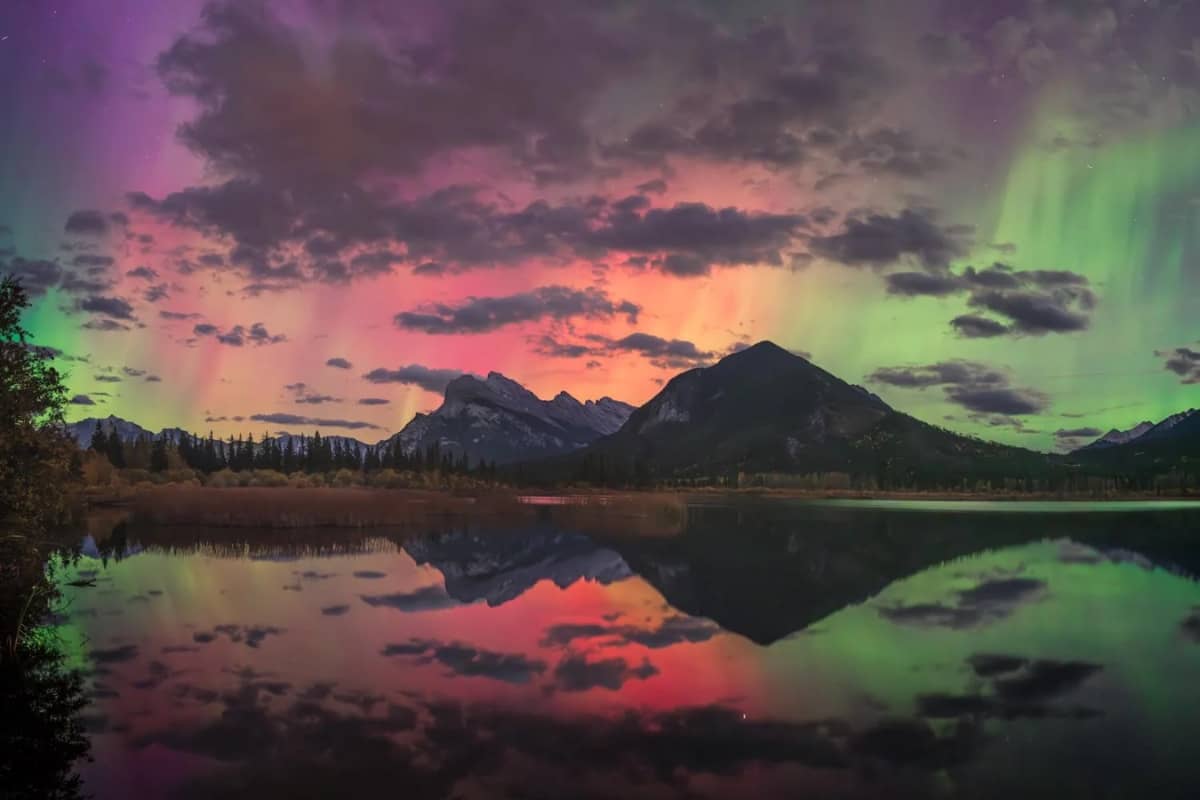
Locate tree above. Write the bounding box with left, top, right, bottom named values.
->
left=149, top=436, right=169, bottom=473
left=0, top=276, right=74, bottom=530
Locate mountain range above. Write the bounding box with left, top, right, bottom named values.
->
left=65, top=341, right=1200, bottom=486
left=66, top=372, right=634, bottom=467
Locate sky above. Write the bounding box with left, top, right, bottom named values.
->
left=2, top=0, right=1199, bottom=451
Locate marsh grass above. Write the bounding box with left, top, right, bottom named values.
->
left=121, top=485, right=690, bottom=533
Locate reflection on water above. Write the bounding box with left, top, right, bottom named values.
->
left=45, top=500, right=1200, bottom=798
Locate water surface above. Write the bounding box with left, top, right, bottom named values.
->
left=50, top=500, right=1200, bottom=798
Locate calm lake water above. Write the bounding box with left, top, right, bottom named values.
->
left=49, top=499, right=1200, bottom=799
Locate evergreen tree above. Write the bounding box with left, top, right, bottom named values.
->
left=149, top=435, right=169, bottom=473
left=105, top=432, right=126, bottom=469
left=89, top=421, right=107, bottom=455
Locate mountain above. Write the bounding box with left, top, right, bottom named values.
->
left=1074, top=410, right=1200, bottom=453
left=65, top=416, right=156, bottom=447
left=563, top=341, right=1049, bottom=485
left=1072, top=408, right=1200, bottom=474
left=1076, top=421, right=1156, bottom=452
left=383, top=372, right=634, bottom=465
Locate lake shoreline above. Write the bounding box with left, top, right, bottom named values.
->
left=76, top=484, right=1200, bottom=530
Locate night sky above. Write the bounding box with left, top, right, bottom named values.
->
left=2, top=0, right=1199, bottom=450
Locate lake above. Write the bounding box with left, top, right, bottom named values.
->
left=45, top=499, right=1200, bottom=798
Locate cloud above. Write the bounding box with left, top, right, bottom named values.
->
left=95, top=374, right=122, bottom=383
left=81, top=318, right=131, bottom=332
left=1156, top=345, right=1200, bottom=384
left=193, top=321, right=286, bottom=346
left=248, top=413, right=383, bottom=431
left=950, top=314, right=1010, bottom=338
left=586, top=202, right=806, bottom=276
left=879, top=577, right=1046, bottom=629
left=160, top=310, right=202, bottom=320
left=70, top=394, right=96, bottom=405
left=1055, top=427, right=1101, bottom=440
left=284, top=382, right=342, bottom=405
left=358, top=398, right=389, bottom=406
left=325, top=357, right=352, bottom=370
left=1, top=257, right=63, bottom=296
left=395, top=285, right=640, bottom=335
left=78, top=295, right=136, bottom=320
left=361, top=585, right=460, bottom=612
left=126, top=266, right=159, bottom=280
left=884, top=263, right=1096, bottom=337
left=809, top=208, right=967, bottom=269
left=551, top=653, right=658, bottom=692
left=533, top=331, right=720, bottom=370
left=64, top=209, right=113, bottom=236
left=362, top=364, right=466, bottom=395
left=380, top=638, right=547, bottom=684
left=541, top=615, right=721, bottom=649
left=868, top=360, right=1049, bottom=416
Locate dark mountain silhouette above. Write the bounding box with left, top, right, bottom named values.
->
left=558, top=341, right=1054, bottom=487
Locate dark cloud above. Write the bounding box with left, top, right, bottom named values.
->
left=71, top=254, right=115, bottom=268
left=885, top=263, right=1097, bottom=337
left=967, top=288, right=1092, bottom=335
left=160, top=310, right=202, bottom=320
left=380, top=638, right=546, bottom=684
left=90, top=644, right=139, bottom=664
left=59, top=271, right=116, bottom=295
left=143, top=283, right=170, bottom=303
left=248, top=413, right=383, bottom=431
left=126, top=266, right=159, bottom=280
left=284, top=382, right=342, bottom=405
left=1055, top=427, right=1102, bottom=440
left=1156, top=345, right=1200, bottom=384
left=0, top=257, right=63, bottom=296
left=193, top=321, right=286, bottom=346
left=361, top=585, right=460, bottom=612
left=358, top=398, right=389, bottom=406
left=362, top=364, right=465, bottom=395
left=587, top=202, right=805, bottom=276
left=879, top=577, right=1046, bottom=629
left=636, top=178, right=668, bottom=195
left=950, top=314, right=1010, bottom=338
left=541, top=615, right=721, bottom=650
left=95, top=375, right=122, bottom=383
left=81, top=318, right=131, bottom=332
left=607, top=333, right=715, bottom=369
left=395, top=285, right=640, bottom=335
left=552, top=653, right=658, bottom=692
left=918, top=654, right=1103, bottom=721
left=191, top=624, right=286, bottom=649
left=64, top=209, right=112, bottom=236
left=868, top=360, right=1049, bottom=416
left=70, top=394, right=97, bottom=405
left=325, top=357, right=352, bottom=370
left=809, top=208, right=967, bottom=269
left=320, top=605, right=351, bottom=617
left=885, top=271, right=963, bottom=297
left=78, top=295, right=136, bottom=320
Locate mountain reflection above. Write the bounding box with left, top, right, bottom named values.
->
left=54, top=500, right=1200, bottom=799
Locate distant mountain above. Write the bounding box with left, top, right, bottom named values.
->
left=1072, top=408, right=1200, bottom=472
left=1074, top=410, right=1200, bottom=454
left=383, top=372, right=634, bottom=465
left=564, top=341, right=1048, bottom=485
left=64, top=415, right=374, bottom=456
left=65, top=416, right=156, bottom=447
left=1076, top=421, right=1156, bottom=452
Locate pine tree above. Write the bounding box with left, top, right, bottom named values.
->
left=150, top=435, right=168, bottom=472
left=90, top=421, right=108, bottom=456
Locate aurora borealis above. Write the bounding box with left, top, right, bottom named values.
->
left=3, top=0, right=1200, bottom=450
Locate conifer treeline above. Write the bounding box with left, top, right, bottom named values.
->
left=87, top=422, right=496, bottom=478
